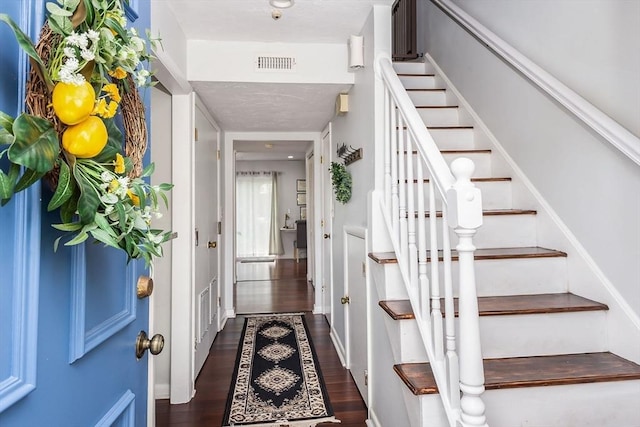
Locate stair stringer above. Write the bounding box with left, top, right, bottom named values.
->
left=424, top=53, right=640, bottom=364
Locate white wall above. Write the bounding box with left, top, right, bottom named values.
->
left=329, top=5, right=410, bottom=425
left=236, top=159, right=306, bottom=259
left=422, top=2, right=640, bottom=318
left=188, top=41, right=354, bottom=85
left=151, top=87, right=173, bottom=398
left=451, top=0, right=640, bottom=138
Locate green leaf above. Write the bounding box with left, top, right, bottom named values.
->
left=14, top=168, right=45, bottom=192
left=104, top=16, right=128, bottom=41
left=64, top=231, right=89, bottom=246
left=53, top=236, right=62, bottom=252
left=48, top=160, right=74, bottom=211
left=0, top=169, right=15, bottom=199
left=92, top=118, right=123, bottom=162
left=0, top=14, right=54, bottom=90
left=94, top=213, right=116, bottom=236
left=46, top=2, right=73, bottom=17
left=59, top=190, right=79, bottom=223
left=74, top=168, right=100, bottom=224
left=47, top=14, right=73, bottom=36
left=141, top=162, right=155, bottom=178
left=51, top=222, right=83, bottom=232
left=0, top=111, right=14, bottom=134
left=158, top=183, right=173, bottom=191
left=90, top=228, right=119, bottom=249
left=8, top=114, right=59, bottom=173
left=0, top=127, right=13, bottom=145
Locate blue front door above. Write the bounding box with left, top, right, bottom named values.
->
left=0, top=1, right=152, bottom=426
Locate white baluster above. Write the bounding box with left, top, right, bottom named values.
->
left=397, top=113, right=408, bottom=269
left=390, top=99, right=399, bottom=240
left=406, top=134, right=418, bottom=290
left=446, top=158, right=486, bottom=427
left=429, top=179, right=444, bottom=361
left=442, top=205, right=460, bottom=410
left=416, top=156, right=429, bottom=318
left=384, top=90, right=391, bottom=215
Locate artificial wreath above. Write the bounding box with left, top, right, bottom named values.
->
left=329, top=161, right=352, bottom=204
left=0, top=0, right=172, bottom=267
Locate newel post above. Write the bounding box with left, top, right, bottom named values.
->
left=446, top=158, right=487, bottom=427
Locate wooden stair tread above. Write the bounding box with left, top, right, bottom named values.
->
left=405, top=177, right=511, bottom=183
left=403, top=149, right=491, bottom=154
left=369, top=246, right=567, bottom=264
left=397, top=73, right=436, bottom=77
left=394, top=352, right=640, bottom=395
left=408, top=209, right=536, bottom=219
left=406, top=88, right=446, bottom=92
left=379, top=293, right=608, bottom=320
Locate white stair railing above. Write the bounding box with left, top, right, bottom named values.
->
left=378, top=56, right=487, bottom=427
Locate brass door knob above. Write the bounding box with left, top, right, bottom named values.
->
left=136, top=331, right=164, bottom=359
left=324, top=233, right=331, bottom=239
left=341, top=296, right=350, bottom=304
left=208, top=241, right=217, bottom=249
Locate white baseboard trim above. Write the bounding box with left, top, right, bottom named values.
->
left=155, top=383, right=170, bottom=400
left=366, top=409, right=382, bottom=427
left=329, top=326, right=347, bottom=367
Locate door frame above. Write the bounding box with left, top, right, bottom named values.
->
left=222, top=132, right=322, bottom=319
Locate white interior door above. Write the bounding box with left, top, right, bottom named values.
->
left=321, top=125, right=333, bottom=319
left=346, top=230, right=368, bottom=404
left=306, top=153, right=315, bottom=285
left=193, top=102, right=219, bottom=377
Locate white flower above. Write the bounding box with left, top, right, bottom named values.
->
left=80, top=49, right=95, bottom=61
left=66, top=31, right=83, bottom=47
left=129, top=36, right=145, bottom=53
left=87, top=29, right=100, bottom=42
left=117, top=177, right=130, bottom=188
left=63, top=47, right=76, bottom=58
left=58, top=68, right=85, bottom=85
left=77, top=33, right=89, bottom=50
left=134, top=69, right=150, bottom=87
left=62, top=57, right=80, bottom=72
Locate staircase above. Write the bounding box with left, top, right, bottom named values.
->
left=369, top=60, right=640, bottom=426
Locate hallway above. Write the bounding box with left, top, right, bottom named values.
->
left=156, top=260, right=368, bottom=426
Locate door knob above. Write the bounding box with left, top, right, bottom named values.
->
left=136, top=276, right=154, bottom=299
left=136, top=331, right=164, bottom=359
left=324, top=233, right=331, bottom=239
left=341, top=296, right=350, bottom=304
left=208, top=241, right=217, bottom=249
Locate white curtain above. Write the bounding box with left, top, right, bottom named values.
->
left=236, top=172, right=273, bottom=258
left=268, top=173, right=284, bottom=255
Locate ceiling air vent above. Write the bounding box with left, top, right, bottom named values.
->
left=256, top=55, right=296, bottom=72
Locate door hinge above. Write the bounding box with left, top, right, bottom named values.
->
left=194, top=127, right=199, bottom=142
left=320, top=219, right=324, bottom=227
left=218, top=296, right=221, bottom=307
left=217, top=221, right=222, bottom=235
left=364, top=370, right=368, bottom=386
left=320, top=155, right=324, bottom=164
left=217, top=149, right=220, bottom=160
left=362, top=262, right=366, bottom=276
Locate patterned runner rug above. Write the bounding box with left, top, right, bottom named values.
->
left=222, top=314, right=340, bottom=427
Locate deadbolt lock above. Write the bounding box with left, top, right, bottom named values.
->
left=136, top=276, right=154, bottom=299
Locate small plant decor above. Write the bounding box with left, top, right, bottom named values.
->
left=329, top=161, right=352, bottom=204
left=0, top=0, right=172, bottom=267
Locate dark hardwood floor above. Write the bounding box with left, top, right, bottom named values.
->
left=156, top=259, right=368, bottom=426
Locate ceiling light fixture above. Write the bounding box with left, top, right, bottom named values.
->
left=269, top=0, right=294, bottom=8
left=287, top=155, right=294, bottom=159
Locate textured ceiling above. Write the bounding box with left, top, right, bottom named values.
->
left=191, top=81, right=352, bottom=132
left=166, top=0, right=392, bottom=43
left=164, top=0, right=390, bottom=157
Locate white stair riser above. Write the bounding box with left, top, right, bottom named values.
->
left=370, top=262, right=409, bottom=300
left=473, top=311, right=607, bottom=358
left=407, top=90, right=447, bottom=106
left=398, top=212, right=536, bottom=248
left=483, top=380, right=640, bottom=427
left=420, top=128, right=476, bottom=150
left=393, top=62, right=434, bottom=75
left=446, top=256, right=568, bottom=297
left=399, top=75, right=440, bottom=90
left=416, top=108, right=460, bottom=126
left=382, top=316, right=428, bottom=363
left=408, top=180, right=513, bottom=213
left=400, top=387, right=448, bottom=427
left=406, top=153, right=493, bottom=180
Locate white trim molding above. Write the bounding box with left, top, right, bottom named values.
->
left=431, top=0, right=640, bottom=166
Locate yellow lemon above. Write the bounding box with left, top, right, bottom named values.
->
left=62, top=116, right=108, bottom=158
left=52, top=81, right=96, bottom=125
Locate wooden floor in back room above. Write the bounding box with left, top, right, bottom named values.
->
left=155, top=259, right=368, bottom=427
